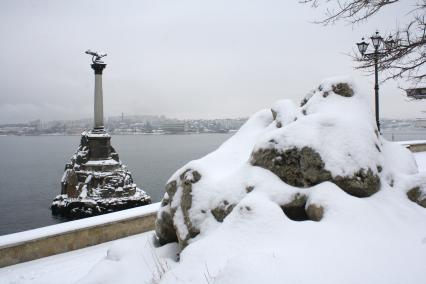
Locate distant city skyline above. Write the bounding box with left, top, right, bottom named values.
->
left=0, top=114, right=248, bottom=136
left=0, top=113, right=420, bottom=137
left=1, top=0, right=426, bottom=124
left=0, top=113, right=250, bottom=125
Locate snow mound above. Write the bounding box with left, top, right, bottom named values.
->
left=76, top=77, right=426, bottom=284
left=155, top=77, right=425, bottom=251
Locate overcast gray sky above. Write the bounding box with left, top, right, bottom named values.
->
left=0, top=0, right=425, bottom=123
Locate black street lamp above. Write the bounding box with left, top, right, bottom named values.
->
left=356, top=31, right=396, bottom=132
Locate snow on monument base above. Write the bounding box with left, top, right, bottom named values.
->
left=51, top=130, right=151, bottom=219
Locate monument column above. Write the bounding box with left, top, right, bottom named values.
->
left=85, top=49, right=107, bottom=132
left=91, top=63, right=106, bottom=131
left=84, top=50, right=111, bottom=159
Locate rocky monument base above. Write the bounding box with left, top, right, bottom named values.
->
left=51, top=130, right=151, bottom=219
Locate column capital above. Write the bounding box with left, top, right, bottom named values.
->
left=91, top=63, right=107, bottom=75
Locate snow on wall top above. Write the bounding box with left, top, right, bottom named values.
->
left=0, top=203, right=160, bottom=249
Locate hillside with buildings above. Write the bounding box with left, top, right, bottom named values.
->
left=0, top=116, right=247, bottom=136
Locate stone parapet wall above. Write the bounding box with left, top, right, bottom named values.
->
left=408, top=143, right=426, bottom=152
left=0, top=203, right=159, bottom=268
left=395, top=141, right=426, bottom=152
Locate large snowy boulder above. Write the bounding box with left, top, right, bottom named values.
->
left=155, top=77, right=421, bottom=249
left=251, top=80, right=381, bottom=197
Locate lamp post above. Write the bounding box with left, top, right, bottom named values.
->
left=356, top=31, right=396, bottom=132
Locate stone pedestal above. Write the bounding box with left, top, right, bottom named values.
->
left=87, top=134, right=111, bottom=160
left=52, top=130, right=151, bottom=219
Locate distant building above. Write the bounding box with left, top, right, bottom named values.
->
left=159, top=122, right=186, bottom=134
left=415, top=119, right=426, bottom=128
left=406, top=87, right=426, bottom=99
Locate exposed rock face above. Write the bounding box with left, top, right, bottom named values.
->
left=155, top=208, right=178, bottom=245
left=155, top=169, right=201, bottom=248
left=51, top=130, right=151, bottom=219
left=333, top=169, right=380, bottom=197
left=407, top=187, right=426, bottom=208
left=178, top=169, right=201, bottom=247
left=306, top=204, right=324, bottom=221
left=251, top=147, right=332, bottom=188
left=300, top=81, right=353, bottom=107
left=211, top=201, right=236, bottom=222
left=62, top=169, right=79, bottom=198
left=280, top=193, right=308, bottom=221
left=250, top=146, right=380, bottom=197
left=155, top=180, right=178, bottom=245
left=332, top=82, right=354, bottom=97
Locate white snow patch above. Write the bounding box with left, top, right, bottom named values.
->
left=83, top=159, right=119, bottom=166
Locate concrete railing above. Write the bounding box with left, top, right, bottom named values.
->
left=0, top=203, right=160, bottom=268
left=407, top=143, right=426, bottom=152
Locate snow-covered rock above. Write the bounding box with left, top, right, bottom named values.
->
left=251, top=79, right=381, bottom=198
left=155, top=77, right=425, bottom=250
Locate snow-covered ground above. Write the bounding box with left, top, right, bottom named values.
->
left=0, top=151, right=424, bottom=284
left=414, top=152, right=426, bottom=170
left=0, top=231, right=177, bottom=284
left=0, top=236, right=116, bottom=284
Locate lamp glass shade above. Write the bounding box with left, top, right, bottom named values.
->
left=357, top=41, right=369, bottom=55
left=371, top=33, right=383, bottom=49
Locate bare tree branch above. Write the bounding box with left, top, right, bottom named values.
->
left=301, top=0, right=426, bottom=83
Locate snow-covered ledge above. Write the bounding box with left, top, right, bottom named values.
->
left=0, top=203, right=160, bottom=268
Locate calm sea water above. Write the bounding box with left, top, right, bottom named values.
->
left=0, top=133, right=231, bottom=235
left=0, top=129, right=425, bottom=236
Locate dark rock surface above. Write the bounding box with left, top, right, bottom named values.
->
left=332, top=82, right=354, bottom=97
left=407, top=187, right=426, bottom=208
left=251, top=147, right=332, bottom=187
left=306, top=204, right=324, bottom=221
left=155, top=169, right=202, bottom=249
left=251, top=146, right=380, bottom=197
left=280, top=193, right=308, bottom=221
left=211, top=201, right=236, bottom=222
left=155, top=180, right=178, bottom=245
